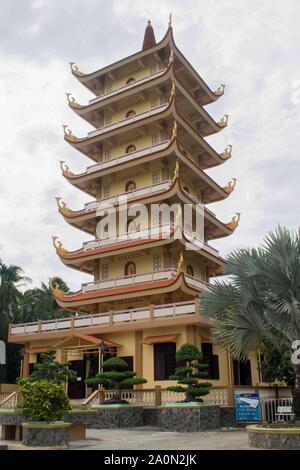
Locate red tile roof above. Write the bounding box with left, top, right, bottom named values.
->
left=142, top=20, right=156, bottom=51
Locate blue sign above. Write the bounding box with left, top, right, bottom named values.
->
left=235, top=393, right=261, bottom=422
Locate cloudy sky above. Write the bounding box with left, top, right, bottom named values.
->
left=0, top=0, right=300, bottom=290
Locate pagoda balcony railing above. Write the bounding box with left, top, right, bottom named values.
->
left=82, top=225, right=220, bottom=258
left=81, top=268, right=208, bottom=294
left=89, top=67, right=167, bottom=105
left=83, top=223, right=172, bottom=251
left=87, top=102, right=168, bottom=139
left=86, top=140, right=170, bottom=175
left=9, top=300, right=198, bottom=337
left=83, top=180, right=216, bottom=219
left=84, top=179, right=172, bottom=212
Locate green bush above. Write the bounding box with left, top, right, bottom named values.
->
left=17, top=379, right=71, bottom=422
left=167, top=343, right=212, bottom=402
left=86, top=357, right=147, bottom=403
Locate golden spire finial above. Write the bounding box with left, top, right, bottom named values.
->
left=49, top=278, right=65, bottom=298
left=52, top=236, right=68, bottom=255
left=223, top=178, right=237, bottom=194
left=226, top=212, right=241, bottom=230
left=177, top=252, right=184, bottom=275
left=172, top=160, right=180, bottom=182
left=69, top=62, right=84, bottom=76
left=59, top=160, right=74, bottom=177
left=214, top=84, right=225, bottom=96
left=218, top=114, right=229, bottom=127
left=62, top=124, right=78, bottom=142
left=66, top=93, right=81, bottom=109
left=220, top=144, right=233, bottom=160
left=168, top=13, right=172, bottom=28
left=171, top=120, right=177, bottom=141
left=55, top=197, right=71, bottom=214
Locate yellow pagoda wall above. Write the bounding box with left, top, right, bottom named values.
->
left=105, top=56, right=162, bottom=93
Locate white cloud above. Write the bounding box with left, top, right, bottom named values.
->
left=0, top=0, right=300, bottom=290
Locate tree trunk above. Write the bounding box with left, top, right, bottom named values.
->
left=292, top=363, right=300, bottom=421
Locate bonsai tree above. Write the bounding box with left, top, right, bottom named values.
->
left=86, top=357, right=147, bottom=403
left=22, top=350, right=77, bottom=385
left=17, top=379, right=71, bottom=422
left=167, top=343, right=212, bottom=402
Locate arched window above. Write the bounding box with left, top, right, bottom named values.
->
left=126, top=144, right=136, bottom=154
left=126, top=110, right=136, bottom=118
left=183, top=186, right=190, bottom=194
left=186, top=265, right=194, bottom=277
left=126, top=77, right=136, bottom=85
left=125, top=180, right=136, bottom=192
left=125, top=262, right=136, bottom=276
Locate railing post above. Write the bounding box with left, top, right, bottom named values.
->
left=99, top=389, right=105, bottom=404
left=38, top=320, right=42, bottom=333
left=149, top=304, right=154, bottom=321
left=70, top=316, right=75, bottom=330
left=155, top=385, right=162, bottom=407
left=109, top=309, right=114, bottom=326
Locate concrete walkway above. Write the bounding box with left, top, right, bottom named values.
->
left=72, top=427, right=252, bottom=450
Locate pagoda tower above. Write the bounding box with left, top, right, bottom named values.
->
left=8, top=21, right=260, bottom=400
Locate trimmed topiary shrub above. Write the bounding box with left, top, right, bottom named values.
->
left=86, top=357, right=147, bottom=404
left=17, top=379, right=71, bottom=422
left=167, top=343, right=212, bottom=402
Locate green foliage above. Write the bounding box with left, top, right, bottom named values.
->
left=201, top=226, right=300, bottom=358
left=167, top=343, right=212, bottom=402
left=0, top=261, right=70, bottom=383
left=260, top=342, right=295, bottom=387
left=17, top=380, right=71, bottom=422
left=19, top=350, right=77, bottom=385
left=86, top=356, right=147, bottom=403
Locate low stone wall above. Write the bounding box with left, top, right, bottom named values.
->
left=22, top=422, right=70, bottom=447
left=158, top=405, right=221, bottom=432
left=247, top=425, right=300, bottom=449
left=67, top=406, right=144, bottom=429
left=220, top=406, right=235, bottom=428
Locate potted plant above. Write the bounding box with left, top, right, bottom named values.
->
left=86, top=357, right=147, bottom=404
left=16, top=350, right=76, bottom=447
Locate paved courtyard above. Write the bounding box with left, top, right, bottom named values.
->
left=72, top=427, right=252, bottom=450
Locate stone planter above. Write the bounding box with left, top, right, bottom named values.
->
left=22, top=422, right=70, bottom=448
left=247, top=425, right=300, bottom=449
left=158, top=404, right=221, bottom=432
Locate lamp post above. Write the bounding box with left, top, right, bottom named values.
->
left=98, top=340, right=106, bottom=403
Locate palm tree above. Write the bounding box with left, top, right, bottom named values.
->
left=0, top=263, right=31, bottom=382
left=201, top=226, right=300, bottom=419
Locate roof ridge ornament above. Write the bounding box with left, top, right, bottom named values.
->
left=55, top=197, right=72, bottom=215
left=177, top=252, right=184, bottom=275
left=218, top=114, right=229, bottom=127
left=168, top=13, right=172, bottom=28
left=170, top=82, right=176, bottom=101
left=63, top=124, right=78, bottom=142
left=172, top=159, right=180, bottom=182
left=214, top=84, right=225, bottom=96
left=49, top=278, right=65, bottom=298
left=171, top=120, right=177, bottom=140
left=226, top=212, right=241, bottom=230
left=168, top=48, right=174, bottom=67
left=66, top=93, right=81, bottom=109
left=52, top=236, right=68, bottom=255
left=223, top=178, right=237, bottom=194
left=69, top=62, right=84, bottom=77
left=220, top=145, right=233, bottom=160
left=59, top=160, right=74, bottom=177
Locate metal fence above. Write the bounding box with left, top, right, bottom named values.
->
left=260, top=397, right=294, bottom=423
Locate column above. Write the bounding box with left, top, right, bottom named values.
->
left=135, top=331, right=143, bottom=389
left=186, top=325, right=197, bottom=345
